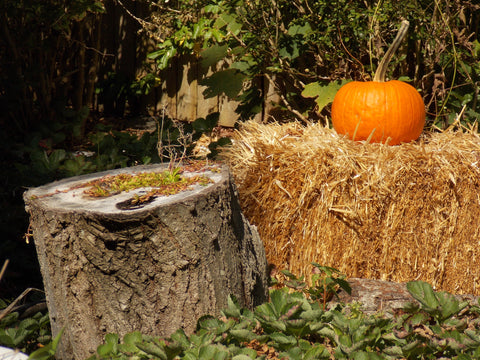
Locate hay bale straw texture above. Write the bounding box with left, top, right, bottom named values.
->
left=223, top=121, right=480, bottom=295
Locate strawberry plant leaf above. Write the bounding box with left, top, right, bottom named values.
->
left=406, top=281, right=440, bottom=311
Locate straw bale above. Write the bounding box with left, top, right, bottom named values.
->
left=222, top=121, right=480, bottom=295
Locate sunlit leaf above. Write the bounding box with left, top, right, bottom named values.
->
left=302, top=80, right=350, bottom=112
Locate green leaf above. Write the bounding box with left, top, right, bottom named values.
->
left=170, top=329, right=191, bottom=349
left=136, top=341, right=167, bottom=360
left=472, top=39, right=480, bottom=58
left=122, top=331, right=142, bottom=345
left=10, top=329, right=29, bottom=347
left=233, top=347, right=258, bottom=358
left=287, top=23, right=312, bottom=36
left=465, top=329, right=480, bottom=344
left=200, top=69, right=246, bottom=98
left=230, top=61, right=253, bottom=72
left=435, top=291, right=468, bottom=320
left=222, top=295, right=242, bottom=319
left=197, top=315, right=223, bottom=332
left=201, top=45, right=228, bottom=68
left=300, top=309, right=325, bottom=322
left=96, top=342, right=114, bottom=357
left=28, top=328, right=64, bottom=360
left=48, top=149, right=66, bottom=168
left=227, top=20, right=242, bottom=36
left=147, top=50, right=163, bottom=60
left=315, top=326, right=336, bottom=340
left=104, top=333, right=119, bottom=345
left=303, top=344, right=330, bottom=359
left=302, top=80, right=349, bottom=112
left=97, top=333, right=119, bottom=357
left=406, top=281, right=440, bottom=310
left=278, top=347, right=303, bottom=360
left=159, top=48, right=177, bottom=70
left=352, top=351, right=384, bottom=360
left=269, top=290, right=286, bottom=315
left=0, top=313, right=19, bottom=329
left=198, top=344, right=228, bottom=359
left=401, top=339, right=422, bottom=353
left=278, top=40, right=300, bottom=60
left=209, top=29, right=225, bottom=43
left=204, top=4, right=220, bottom=14
left=192, top=113, right=219, bottom=133
left=229, top=329, right=258, bottom=342
left=383, top=345, right=404, bottom=357
left=231, top=355, right=253, bottom=360
left=215, top=13, right=235, bottom=29
left=269, top=332, right=297, bottom=345
left=284, top=318, right=307, bottom=333
left=117, top=342, right=139, bottom=355
left=338, top=333, right=353, bottom=348
left=0, top=333, right=15, bottom=348
left=408, top=311, right=429, bottom=326
left=19, top=318, right=38, bottom=331
left=333, top=278, right=352, bottom=296
left=457, top=355, right=473, bottom=360
left=192, top=23, right=202, bottom=39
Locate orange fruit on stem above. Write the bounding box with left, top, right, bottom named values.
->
left=331, top=79, right=425, bottom=145
left=331, top=20, right=426, bottom=145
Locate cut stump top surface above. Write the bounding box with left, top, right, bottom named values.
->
left=24, top=162, right=224, bottom=214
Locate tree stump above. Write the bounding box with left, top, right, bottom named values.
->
left=23, top=163, right=268, bottom=360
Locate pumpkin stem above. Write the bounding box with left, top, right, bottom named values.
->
left=373, top=20, right=410, bottom=82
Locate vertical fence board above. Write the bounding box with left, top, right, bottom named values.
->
left=157, top=57, right=240, bottom=126
left=157, top=56, right=179, bottom=120
left=196, top=61, right=219, bottom=121
left=176, top=56, right=200, bottom=121
left=97, top=2, right=262, bottom=125
left=218, top=96, right=239, bottom=127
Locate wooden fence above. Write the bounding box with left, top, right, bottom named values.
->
left=155, top=56, right=241, bottom=127
left=97, top=0, right=275, bottom=127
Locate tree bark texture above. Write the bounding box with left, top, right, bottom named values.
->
left=23, top=163, right=268, bottom=360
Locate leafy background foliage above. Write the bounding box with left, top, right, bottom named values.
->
left=142, top=0, right=479, bottom=126
left=5, top=265, right=480, bottom=359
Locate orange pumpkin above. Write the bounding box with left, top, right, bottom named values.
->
left=331, top=21, right=425, bottom=145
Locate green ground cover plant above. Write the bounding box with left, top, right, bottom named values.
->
left=83, top=276, right=480, bottom=359
left=3, top=265, right=480, bottom=359
left=0, top=303, right=51, bottom=354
